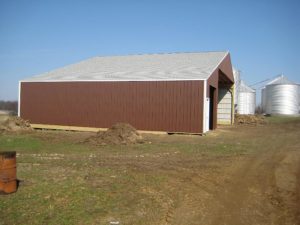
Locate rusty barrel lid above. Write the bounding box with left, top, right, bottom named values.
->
left=0, top=151, right=16, bottom=158
left=0, top=151, right=16, bottom=169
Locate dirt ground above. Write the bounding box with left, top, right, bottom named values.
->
left=0, top=116, right=300, bottom=225
left=143, top=121, right=300, bottom=225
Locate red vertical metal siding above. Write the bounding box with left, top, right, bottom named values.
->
left=206, top=53, right=234, bottom=129
left=20, top=81, right=204, bottom=133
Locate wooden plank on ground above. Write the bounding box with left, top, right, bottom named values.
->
left=30, top=123, right=168, bottom=135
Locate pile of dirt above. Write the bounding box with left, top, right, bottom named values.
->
left=86, top=123, right=143, bottom=145
left=0, top=116, right=32, bottom=133
left=235, top=114, right=267, bottom=125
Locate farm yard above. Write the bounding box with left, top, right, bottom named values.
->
left=0, top=116, right=300, bottom=225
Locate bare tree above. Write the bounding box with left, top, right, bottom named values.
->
left=255, top=105, right=263, bottom=114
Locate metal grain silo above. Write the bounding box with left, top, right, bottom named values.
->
left=265, top=75, right=299, bottom=115
left=237, top=80, right=256, bottom=114
left=233, top=67, right=240, bottom=110
left=261, top=87, right=266, bottom=113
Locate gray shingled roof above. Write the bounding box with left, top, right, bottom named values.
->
left=22, top=51, right=229, bottom=82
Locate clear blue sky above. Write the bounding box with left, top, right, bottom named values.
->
left=1, top=0, right=299, bottom=101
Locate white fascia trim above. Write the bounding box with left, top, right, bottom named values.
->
left=20, top=78, right=207, bottom=82
left=203, top=80, right=207, bottom=133
left=18, top=81, right=21, bottom=117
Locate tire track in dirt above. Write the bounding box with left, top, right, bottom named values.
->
left=141, top=186, right=175, bottom=225
left=160, top=144, right=300, bottom=225
left=209, top=147, right=300, bottom=225
left=163, top=168, right=228, bottom=225
left=273, top=147, right=300, bottom=225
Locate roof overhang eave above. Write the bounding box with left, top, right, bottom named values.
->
left=20, top=78, right=208, bottom=82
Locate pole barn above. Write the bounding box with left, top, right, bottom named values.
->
left=19, top=52, right=234, bottom=134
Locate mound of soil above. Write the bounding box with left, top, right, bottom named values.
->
left=235, top=114, right=267, bottom=125
left=0, top=116, right=32, bottom=133
left=86, top=123, right=143, bottom=145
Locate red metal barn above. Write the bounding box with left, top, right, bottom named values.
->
left=19, top=52, right=234, bottom=134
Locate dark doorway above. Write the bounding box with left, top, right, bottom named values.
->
left=209, top=86, right=216, bottom=130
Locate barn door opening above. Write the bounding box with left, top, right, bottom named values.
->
left=209, top=86, right=216, bottom=130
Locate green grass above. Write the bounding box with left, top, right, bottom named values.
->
left=265, top=115, right=300, bottom=124
left=0, top=134, right=170, bottom=225
left=0, top=133, right=253, bottom=225
left=0, top=135, right=42, bottom=151
left=0, top=134, right=96, bottom=154
left=1, top=116, right=300, bottom=224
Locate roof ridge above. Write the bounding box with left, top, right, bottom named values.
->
left=94, top=50, right=229, bottom=58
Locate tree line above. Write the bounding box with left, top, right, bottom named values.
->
left=0, top=101, right=18, bottom=114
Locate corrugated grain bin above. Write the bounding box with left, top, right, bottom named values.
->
left=233, top=67, right=240, bottom=109
left=261, top=87, right=266, bottom=113
left=237, top=80, right=256, bottom=115
left=265, top=76, right=299, bottom=115
left=0, top=151, right=17, bottom=194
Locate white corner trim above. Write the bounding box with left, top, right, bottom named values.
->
left=203, top=80, right=207, bottom=133
left=18, top=81, right=21, bottom=117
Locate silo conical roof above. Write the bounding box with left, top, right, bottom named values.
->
left=239, top=80, right=255, bottom=93
left=266, top=75, right=296, bottom=86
